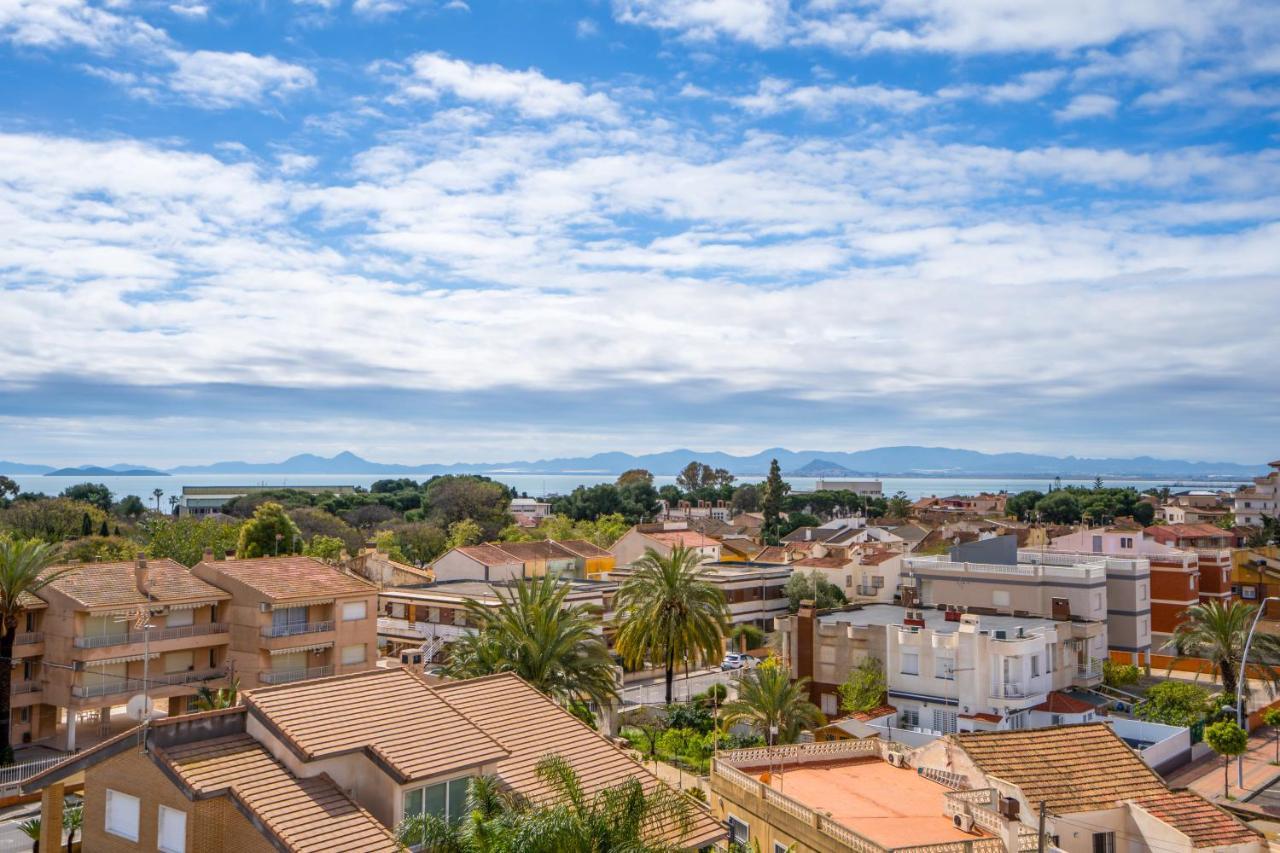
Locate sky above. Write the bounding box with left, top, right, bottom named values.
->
left=0, top=0, right=1278, bottom=467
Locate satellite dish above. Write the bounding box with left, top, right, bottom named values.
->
left=126, top=694, right=160, bottom=721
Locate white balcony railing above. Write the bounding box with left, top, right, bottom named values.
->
left=13, top=632, right=42, bottom=645
left=261, top=620, right=334, bottom=638
left=1075, top=658, right=1104, bottom=680
left=11, top=681, right=40, bottom=695
left=992, top=682, right=1029, bottom=699
left=377, top=618, right=473, bottom=641
left=72, top=668, right=226, bottom=698
left=259, top=665, right=333, bottom=685
left=73, top=623, right=229, bottom=649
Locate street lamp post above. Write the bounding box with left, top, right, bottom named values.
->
left=1235, top=596, right=1280, bottom=789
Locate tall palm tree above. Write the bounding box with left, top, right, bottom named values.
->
left=443, top=574, right=618, bottom=709
left=613, top=545, right=729, bottom=704
left=0, top=539, right=74, bottom=764
left=722, top=663, right=824, bottom=745
left=151, top=488, right=164, bottom=513
left=1166, top=600, right=1280, bottom=703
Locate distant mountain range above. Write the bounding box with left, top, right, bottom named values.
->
left=2, top=447, right=1266, bottom=480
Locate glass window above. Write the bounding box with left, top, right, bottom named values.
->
left=403, top=787, right=423, bottom=819
left=164, top=651, right=195, bottom=674
left=424, top=782, right=447, bottom=818
left=405, top=778, right=472, bottom=824
left=448, top=777, right=468, bottom=818
left=936, top=657, right=955, bottom=680
left=273, top=606, right=308, bottom=630
left=727, top=816, right=749, bottom=846
left=342, top=601, right=367, bottom=621
left=105, top=789, right=140, bottom=841
left=341, top=644, right=366, bottom=666
left=158, top=805, right=187, bottom=853
left=1092, top=832, right=1116, bottom=853
left=1031, top=655, right=1040, bottom=677
left=901, top=652, right=919, bottom=675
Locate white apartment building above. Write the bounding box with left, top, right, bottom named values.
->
left=509, top=497, right=553, bottom=525
left=1235, top=461, right=1280, bottom=527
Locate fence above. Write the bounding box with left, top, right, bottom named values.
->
left=0, top=753, right=72, bottom=795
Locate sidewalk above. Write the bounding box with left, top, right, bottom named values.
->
left=1165, top=729, right=1280, bottom=802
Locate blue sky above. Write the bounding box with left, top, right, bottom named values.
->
left=1, top=0, right=1278, bottom=466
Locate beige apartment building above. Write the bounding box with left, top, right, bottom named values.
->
left=191, top=555, right=379, bottom=687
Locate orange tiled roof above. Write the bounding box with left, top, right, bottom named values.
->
left=859, top=550, right=899, bottom=566
left=491, top=540, right=576, bottom=562
left=1031, top=692, right=1097, bottom=715
left=455, top=544, right=521, bottom=566
left=1133, top=790, right=1260, bottom=848
left=43, top=558, right=229, bottom=609
left=198, top=556, right=375, bottom=601
left=847, top=704, right=896, bottom=722
left=644, top=530, right=719, bottom=548
left=435, top=673, right=724, bottom=848
left=753, top=546, right=792, bottom=564
left=555, top=539, right=613, bottom=558
left=1146, top=524, right=1233, bottom=540
left=794, top=556, right=848, bottom=569
left=244, top=668, right=508, bottom=783
left=161, top=733, right=397, bottom=852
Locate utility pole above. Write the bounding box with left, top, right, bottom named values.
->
left=1037, top=801, right=1047, bottom=853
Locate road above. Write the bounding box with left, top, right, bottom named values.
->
left=620, top=666, right=743, bottom=706
left=0, top=804, right=42, bottom=852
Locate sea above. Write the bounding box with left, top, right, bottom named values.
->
left=1, top=472, right=1251, bottom=504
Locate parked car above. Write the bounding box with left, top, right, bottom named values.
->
left=720, top=652, right=758, bottom=671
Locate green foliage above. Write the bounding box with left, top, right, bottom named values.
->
left=783, top=570, right=847, bottom=613
left=567, top=699, right=597, bottom=729
left=782, top=489, right=868, bottom=519
left=194, top=676, right=240, bottom=711
left=504, top=512, right=630, bottom=549
left=1, top=497, right=107, bottom=543
left=616, top=469, right=654, bottom=487
left=777, top=512, right=821, bottom=535
left=694, top=682, right=728, bottom=706
left=728, top=623, right=765, bottom=653
left=372, top=529, right=408, bottom=563
left=287, top=506, right=364, bottom=557
left=613, top=545, right=730, bottom=704
left=552, top=482, right=661, bottom=525
left=61, top=481, right=113, bottom=512
left=664, top=702, right=713, bottom=734
left=236, top=502, right=302, bottom=558
left=1166, top=599, right=1280, bottom=701
left=761, top=458, right=787, bottom=539
left=838, top=657, right=887, bottom=713
left=446, top=518, right=484, bottom=549
left=16, top=816, right=39, bottom=841
left=385, top=521, right=449, bottom=567
left=1103, top=660, right=1141, bottom=688
left=79, top=511, right=93, bottom=537
left=60, top=535, right=138, bottom=564
left=886, top=490, right=912, bottom=519
left=142, top=516, right=242, bottom=567
left=1135, top=681, right=1213, bottom=727
left=1263, top=706, right=1280, bottom=729
left=422, top=475, right=514, bottom=539
left=1205, top=720, right=1249, bottom=757
left=114, top=494, right=146, bottom=518
left=1034, top=490, right=1082, bottom=524
left=0, top=476, right=18, bottom=503
left=724, top=664, right=825, bottom=744
left=731, top=484, right=760, bottom=513
left=675, top=461, right=735, bottom=492
left=303, top=535, right=345, bottom=564
left=443, top=574, right=619, bottom=708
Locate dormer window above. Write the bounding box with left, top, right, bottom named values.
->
left=404, top=776, right=470, bottom=825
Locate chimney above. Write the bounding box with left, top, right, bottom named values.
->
left=805, top=529, right=813, bottom=541
left=224, top=549, right=236, bottom=560
left=134, top=553, right=152, bottom=596
left=796, top=600, right=816, bottom=685
left=202, top=547, right=214, bottom=563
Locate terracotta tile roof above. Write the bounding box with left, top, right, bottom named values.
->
left=958, top=712, right=1003, bottom=723
left=455, top=544, right=521, bottom=566
left=1146, top=524, right=1234, bottom=540
left=753, top=546, right=792, bottom=564
left=644, top=530, right=719, bottom=549
left=1032, top=692, right=1097, bottom=715
left=435, top=673, right=724, bottom=848
left=161, top=733, right=397, bottom=852
left=198, top=556, right=375, bottom=601
left=847, top=704, right=896, bottom=722
left=1133, top=790, right=1260, bottom=848
left=18, top=590, right=45, bottom=609
left=953, top=723, right=1218, bottom=818
left=491, top=540, right=576, bottom=562
left=244, top=668, right=507, bottom=783
left=43, top=558, right=229, bottom=609
left=555, top=539, right=612, bottom=558
left=794, top=556, right=849, bottom=569
left=859, top=550, right=899, bottom=566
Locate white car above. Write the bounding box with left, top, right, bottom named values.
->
left=720, top=652, right=758, bottom=671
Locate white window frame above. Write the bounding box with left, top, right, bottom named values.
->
left=900, top=652, right=919, bottom=676
left=341, top=600, right=368, bottom=622
left=727, top=815, right=750, bottom=847
left=158, top=805, right=187, bottom=853
left=105, top=789, right=140, bottom=842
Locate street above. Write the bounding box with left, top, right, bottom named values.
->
left=620, top=666, right=742, bottom=706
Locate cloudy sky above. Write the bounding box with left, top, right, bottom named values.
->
left=1, top=0, right=1277, bottom=466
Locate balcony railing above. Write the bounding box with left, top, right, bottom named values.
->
left=13, top=632, right=42, bottom=645
left=1075, top=658, right=1104, bottom=680
left=261, top=620, right=334, bottom=639
left=11, top=681, right=40, bottom=695
left=72, top=667, right=226, bottom=698
left=992, top=682, right=1029, bottom=699
left=376, top=618, right=472, bottom=641
left=73, top=623, right=229, bottom=649
left=259, top=665, right=333, bottom=685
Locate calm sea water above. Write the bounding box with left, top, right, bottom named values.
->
left=2, top=472, right=1248, bottom=503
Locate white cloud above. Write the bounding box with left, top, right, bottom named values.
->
left=731, top=76, right=933, bottom=115
left=168, top=3, right=208, bottom=19
left=0, top=0, right=166, bottom=52
left=939, top=69, right=1065, bottom=103
left=1055, top=93, right=1120, bottom=121
left=401, top=52, right=620, bottom=121
left=165, top=50, right=317, bottom=108
left=576, top=17, right=599, bottom=38
left=613, top=0, right=790, bottom=46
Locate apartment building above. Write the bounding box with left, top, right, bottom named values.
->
left=608, top=559, right=790, bottom=631
left=1145, top=524, right=1238, bottom=604
left=609, top=523, right=722, bottom=565
left=656, top=498, right=733, bottom=523
left=7, top=592, right=47, bottom=747
left=1232, top=547, right=1280, bottom=615
left=431, top=539, right=609, bottom=583
left=431, top=543, right=524, bottom=582
left=1234, top=461, right=1280, bottom=527
left=509, top=496, right=552, bottom=525
left=779, top=602, right=1106, bottom=727
left=913, top=724, right=1261, bottom=853
left=35, top=557, right=232, bottom=751
left=191, top=555, right=378, bottom=688
left=23, top=669, right=724, bottom=853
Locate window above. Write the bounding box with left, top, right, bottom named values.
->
left=821, top=693, right=838, bottom=715
left=901, top=708, right=920, bottom=728
left=105, top=789, right=140, bottom=841
left=1051, top=714, right=1064, bottom=725
left=1139, top=583, right=1148, bottom=602
left=342, top=601, right=367, bottom=621
left=387, top=601, right=407, bottom=619
left=727, top=816, right=749, bottom=846
left=1092, top=535, right=1103, bottom=551
left=341, top=644, right=367, bottom=666
left=158, top=805, right=187, bottom=853
left=1031, top=655, right=1040, bottom=678
left=1120, top=537, right=1134, bottom=549
left=404, top=777, right=472, bottom=824
left=164, top=650, right=194, bottom=674
left=1092, top=831, right=1116, bottom=853
left=901, top=652, right=919, bottom=676
left=936, top=656, right=955, bottom=680
left=272, top=606, right=308, bottom=632
left=933, top=709, right=957, bottom=734
left=992, top=590, right=1010, bottom=607
left=1244, top=586, right=1258, bottom=600
left=1140, top=619, right=1148, bottom=636
left=166, top=608, right=194, bottom=628
left=774, top=844, right=791, bottom=853
left=1190, top=575, right=1197, bottom=589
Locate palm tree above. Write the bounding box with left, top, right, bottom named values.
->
left=397, top=773, right=528, bottom=852
left=1166, top=600, right=1280, bottom=703
left=0, top=539, right=75, bottom=764
left=17, top=816, right=40, bottom=851
left=613, top=545, right=729, bottom=704
left=62, top=802, right=82, bottom=853
left=728, top=624, right=765, bottom=654
left=194, top=675, right=240, bottom=711
left=442, top=574, right=618, bottom=709
left=152, top=488, right=164, bottom=513
left=722, top=663, right=825, bottom=745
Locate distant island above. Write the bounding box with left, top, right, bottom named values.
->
left=3, top=446, right=1265, bottom=480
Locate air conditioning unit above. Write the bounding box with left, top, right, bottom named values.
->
left=887, top=752, right=905, bottom=768
left=953, top=813, right=975, bottom=833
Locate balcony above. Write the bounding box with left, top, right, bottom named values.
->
left=377, top=618, right=472, bottom=642
left=1075, top=658, right=1104, bottom=685
left=992, top=682, right=1029, bottom=699
left=13, top=632, right=42, bottom=646
left=261, top=620, right=334, bottom=639
left=259, top=665, right=333, bottom=685
left=72, top=668, right=226, bottom=699
left=11, top=681, right=40, bottom=695
left=73, top=623, right=229, bottom=649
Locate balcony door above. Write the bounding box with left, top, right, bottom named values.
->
left=271, top=651, right=307, bottom=675
left=83, top=662, right=127, bottom=694
left=272, top=606, right=308, bottom=635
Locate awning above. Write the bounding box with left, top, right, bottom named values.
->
left=268, top=642, right=333, bottom=656
left=99, top=606, right=163, bottom=618
left=86, top=652, right=160, bottom=666
left=270, top=598, right=334, bottom=610
left=167, top=600, right=220, bottom=611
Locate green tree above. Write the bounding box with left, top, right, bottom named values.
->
left=60, top=535, right=137, bottom=564
left=838, top=657, right=887, bottom=713
left=194, top=676, right=240, bottom=711
left=0, top=539, right=75, bottom=763
left=303, top=535, right=345, bottom=564
left=143, top=516, right=242, bottom=567
left=114, top=494, right=146, bottom=518
left=616, top=469, right=654, bottom=487
left=783, top=570, right=847, bottom=613
left=723, top=661, right=825, bottom=744
left=79, top=512, right=92, bottom=537
left=728, top=623, right=765, bottom=653
left=760, top=459, right=787, bottom=539
left=423, top=475, right=513, bottom=539
left=1166, top=600, right=1280, bottom=702
left=777, top=512, right=820, bottom=536
left=236, top=502, right=302, bottom=558
left=446, top=518, right=484, bottom=549
left=1102, top=660, right=1141, bottom=689
left=288, top=506, right=364, bottom=557
left=886, top=491, right=912, bottom=519
left=97, top=518, right=109, bottom=537
left=1005, top=490, right=1045, bottom=520
left=0, top=476, right=18, bottom=504
left=390, top=521, right=449, bottom=567
left=152, top=487, right=164, bottom=513
left=63, top=801, right=83, bottom=853
left=613, top=545, right=729, bottom=704
left=1, top=498, right=106, bottom=543
left=1204, top=720, right=1248, bottom=798
left=1134, top=681, right=1213, bottom=727
left=60, top=482, right=113, bottom=512
left=372, top=529, right=408, bottom=563
left=443, top=575, right=618, bottom=709
left=730, top=484, right=760, bottom=514
left=1262, top=706, right=1280, bottom=763
left=1034, top=491, right=1082, bottom=524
